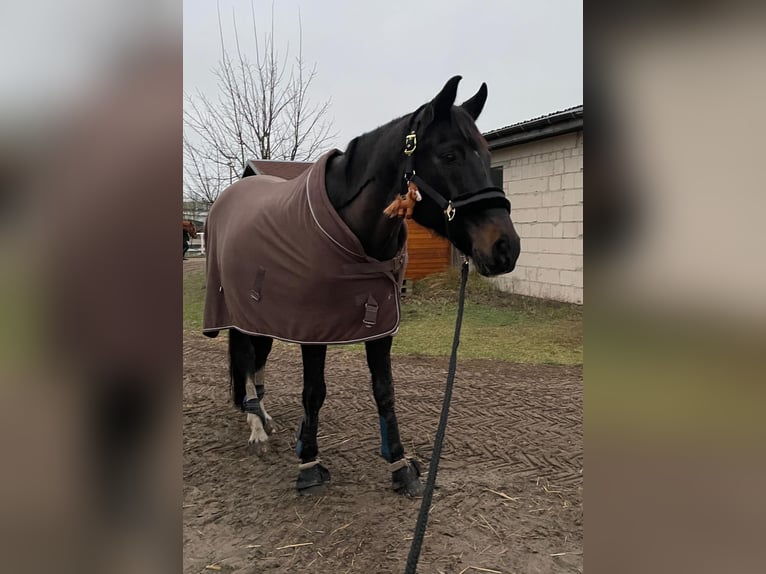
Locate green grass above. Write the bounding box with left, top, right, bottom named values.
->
left=395, top=269, right=582, bottom=364
left=183, top=269, right=206, bottom=332
left=183, top=268, right=582, bottom=364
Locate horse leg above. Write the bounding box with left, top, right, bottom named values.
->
left=365, top=336, right=423, bottom=496
left=295, top=344, right=330, bottom=494
left=247, top=336, right=275, bottom=435
left=228, top=329, right=271, bottom=454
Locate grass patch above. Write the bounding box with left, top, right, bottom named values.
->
left=184, top=268, right=206, bottom=331
left=396, top=269, right=582, bottom=364
left=183, top=267, right=582, bottom=364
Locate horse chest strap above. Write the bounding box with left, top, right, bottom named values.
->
left=363, top=295, right=379, bottom=327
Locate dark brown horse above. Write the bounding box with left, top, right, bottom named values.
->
left=204, top=77, right=520, bottom=496
left=183, top=220, right=198, bottom=239
left=183, top=220, right=198, bottom=260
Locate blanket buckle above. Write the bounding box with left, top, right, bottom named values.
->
left=363, top=295, right=379, bottom=327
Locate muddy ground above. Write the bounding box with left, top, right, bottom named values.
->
left=183, top=258, right=582, bottom=574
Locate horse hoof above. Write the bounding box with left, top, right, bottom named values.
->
left=393, top=460, right=423, bottom=497
left=263, top=418, right=275, bottom=435
left=296, top=463, right=330, bottom=495
left=400, top=478, right=424, bottom=497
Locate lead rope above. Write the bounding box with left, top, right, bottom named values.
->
left=404, top=257, right=470, bottom=574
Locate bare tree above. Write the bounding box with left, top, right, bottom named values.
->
left=183, top=2, right=335, bottom=205
left=183, top=135, right=228, bottom=205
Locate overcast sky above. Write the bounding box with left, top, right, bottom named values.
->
left=184, top=0, right=582, bottom=150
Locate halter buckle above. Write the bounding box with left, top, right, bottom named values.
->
left=445, top=201, right=456, bottom=221
left=403, top=132, right=417, bottom=156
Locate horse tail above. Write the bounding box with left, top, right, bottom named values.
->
left=228, top=328, right=255, bottom=409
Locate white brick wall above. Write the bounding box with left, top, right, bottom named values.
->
left=490, top=131, right=583, bottom=304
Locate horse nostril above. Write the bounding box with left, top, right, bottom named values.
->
left=495, top=237, right=507, bottom=249
left=492, top=236, right=510, bottom=263
left=492, top=234, right=520, bottom=271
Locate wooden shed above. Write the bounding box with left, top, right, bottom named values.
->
left=403, top=221, right=452, bottom=280
left=242, top=159, right=453, bottom=281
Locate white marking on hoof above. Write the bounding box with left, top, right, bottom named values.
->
left=259, top=403, right=276, bottom=434
left=248, top=369, right=275, bottom=434
left=247, top=413, right=269, bottom=447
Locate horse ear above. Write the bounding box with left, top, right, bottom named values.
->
left=461, top=82, right=488, bottom=120
left=431, top=75, right=462, bottom=118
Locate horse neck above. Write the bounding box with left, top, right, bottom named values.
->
left=325, top=118, right=409, bottom=261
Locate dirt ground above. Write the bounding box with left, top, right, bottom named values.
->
left=183, top=262, right=583, bottom=574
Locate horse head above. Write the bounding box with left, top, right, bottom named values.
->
left=184, top=220, right=198, bottom=238
left=406, top=76, right=520, bottom=276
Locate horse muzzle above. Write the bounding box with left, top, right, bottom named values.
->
left=473, top=233, right=520, bottom=276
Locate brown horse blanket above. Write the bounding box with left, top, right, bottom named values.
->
left=203, top=150, right=407, bottom=344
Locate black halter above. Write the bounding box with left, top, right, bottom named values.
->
left=401, top=108, right=511, bottom=223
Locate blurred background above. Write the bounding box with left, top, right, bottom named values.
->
left=0, top=1, right=181, bottom=573
left=587, top=1, right=766, bottom=573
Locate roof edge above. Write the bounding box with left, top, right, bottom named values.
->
left=483, top=106, right=582, bottom=149
left=242, top=160, right=258, bottom=178
left=242, top=158, right=314, bottom=179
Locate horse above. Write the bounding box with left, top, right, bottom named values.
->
left=183, top=220, right=198, bottom=239
left=202, top=76, right=520, bottom=496
left=183, top=220, right=198, bottom=260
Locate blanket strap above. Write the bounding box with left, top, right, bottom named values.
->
left=363, top=295, right=379, bottom=327
left=249, top=266, right=267, bottom=302
left=342, top=252, right=406, bottom=276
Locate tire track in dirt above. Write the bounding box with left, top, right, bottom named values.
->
left=184, top=328, right=582, bottom=574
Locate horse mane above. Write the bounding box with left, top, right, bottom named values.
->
left=328, top=103, right=486, bottom=211
left=329, top=113, right=413, bottom=209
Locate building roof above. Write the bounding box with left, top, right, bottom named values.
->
left=483, top=105, right=582, bottom=150
left=242, top=159, right=313, bottom=180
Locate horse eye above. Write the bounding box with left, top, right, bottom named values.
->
left=441, top=152, right=457, bottom=163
